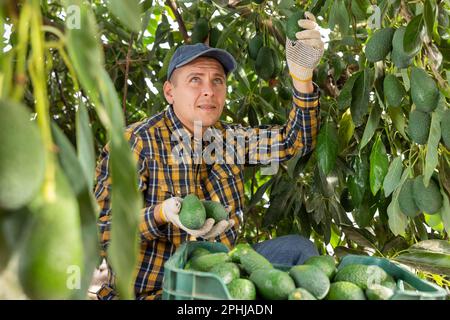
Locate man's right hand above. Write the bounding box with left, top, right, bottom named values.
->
left=156, top=197, right=215, bottom=237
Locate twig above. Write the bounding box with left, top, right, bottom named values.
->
left=165, top=0, right=190, bottom=43
left=53, top=67, right=69, bottom=110
left=122, top=33, right=134, bottom=117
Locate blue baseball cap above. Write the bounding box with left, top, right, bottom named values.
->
left=167, top=43, right=237, bottom=80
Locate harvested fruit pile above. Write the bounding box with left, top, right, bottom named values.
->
left=183, top=244, right=404, bottom=300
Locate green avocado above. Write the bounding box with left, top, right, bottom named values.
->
left=383, top=74, right=406, bottom=108
left=255, top=46, right=275, bottom=81
left=398, top=178, right=421, bottom=217
left=441, top=109, right=450, bottom=149
left=202, top=200, right=228, bottom=222
left=289, top=264, right=330, bottom=299
left=408, top=109, right=431, bottom=145
left=0, top=100, right=45, bottom=210
left=334, top=264, right=388, bottom=290
left=191, top=18, right=209, bottom=44
left=326, top=281, right=366, bottom=300
left=250, top=268, right=296, bottom=300
left=412, top=175, right=443, bottom=215
left=304, top=255, right=337, bottom=279
left=288, top=288, right=317, bottom=300
left=410, top=67, right=440, bottom=113
left=179, top=194, right=206, bottom=229
left=248, top=33, right=263, bottom=60
left=18, top=168, right=83, bottom=299
left=227, top=278, right=257, bottom=300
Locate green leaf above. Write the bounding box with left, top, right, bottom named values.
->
left=51, top=123, right=99, bottom=299
left=370, top=134, right=389, bottom=196
left=359, top=102, right=381, bottom=151
left=410, top=239, right=450, bottom=254
left=440, top=190, right=450, bottom=233
left=97, top=70, right=142, bottom=300
left=403, top=14, right=424, bottom=55
left=351, top=68, right=373, bottom=126
left=424, top=0, right=437, bottom=39
left=394, top=246, right=450, bottom=276
left=348, top=154, right=369, bottom=208
left=65, top=1, right=104, bottom=99
left=76, top=101, right=96, bottom=191
left=107, top=0, right=142, bottom=33
left=246, top=177, right=274, bottom=212
left=383, top=157, right=403, bottom=197
left=341, top=225, right=377, bottom=249
left=387, top=106, right=407, bottom=139
left=335, top=0, right=350, bottom=34
left=337, top=109, right=355, bottom=153
left=337, top=71, right=359, bottom=110
left=424, top=97, right=445, bottom=187
left=387, top=168, right=411, bottom=236
left=424, top=213, right=444, bottom=232
left=316, top=121, right=338, bottom=175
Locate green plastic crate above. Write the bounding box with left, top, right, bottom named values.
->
left=162, top=241, right=448, bottom=300
left=338, top=255, right=448, bottom=300
left=162, top=241, right=232, bottom=300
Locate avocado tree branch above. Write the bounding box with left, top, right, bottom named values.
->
left=399, top=0, right=449, bottom=92
left=165, top=0, right=190, bottom=43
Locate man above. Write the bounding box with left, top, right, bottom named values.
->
left=94, top=11, right=323, bottom=300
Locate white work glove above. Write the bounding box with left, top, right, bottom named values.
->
left=160, top=197, right=215, bottom=237
left=286, top=11, right=324, bottom=82
left=200, top=206, right=235, bottom=241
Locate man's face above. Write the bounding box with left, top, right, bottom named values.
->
left=163, top=57, right=227, bottom=133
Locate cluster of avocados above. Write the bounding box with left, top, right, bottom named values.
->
left=183, top=244, right=401, bottom=300
left=191, top=17, right=221, bottom=47
left=179, top=194, right=229, bottom=229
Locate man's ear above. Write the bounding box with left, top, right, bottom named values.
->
left=163, top=80, right=174, bottom=104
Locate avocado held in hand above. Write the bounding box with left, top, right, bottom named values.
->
left=202, top=200, right=229, bottom=222
left=179, top=194, right=206, bottom=230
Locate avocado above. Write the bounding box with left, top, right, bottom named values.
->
left=255, top=46, right=275, bottom=81
left=271, top=48, right=281, bottom=77
left=228, top=243, right=253, bottom=263
left=412, top=175, right=443, bottom=214
left=289, top=265, right=330, bottom=299
left=188, top=252, right=231, bottom=272
left=278, top=86, right=291, bottom=101
left=0, top=100, right=45, bottom=210
left=334, top=264, right=388, bottom=290
left=365, top=27, right=395, bottom=63
left=366, top=284, right=394, bottom=300
left=227, top=278, right=257, bottom=300
left=191, top=18, right=209, bottom=44
left=410, top=67, right=440, bottom=113
left=286, top=11, right=305, bottom=41
left=383, top=74, right=406, bottom=108
left=189, top=247, right=211, bottom=259
left=304, top=255, right=337, bottom=279
left=202, top=200, right=228, bottom=222
left=179, top=194, right=206, bottom=229
left=248, top=33, right=263, bottom=60
left=18, top=168, right=83, bottom=299
left=391, top=27, right=414, bottom=68
left=250, top=268, right=296, bottom=300
left=240, top=249, right=273, bottom=275
left=210, top=262, right=240, bottom=285
left=398, top=178, right=421, bottom=217
left=408, top=109, right=431, bottom=145
left=208, top=27, right=221, bottom=47
left=441, top=109, right=450, bottom=149
left=326, top=281, right=366, bottom=300
left=288, top=288, right=317, bottom=300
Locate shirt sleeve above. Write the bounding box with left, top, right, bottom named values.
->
left=94, top=130, right=166, bottom=257
left=227, top=83, right=320, bottom=165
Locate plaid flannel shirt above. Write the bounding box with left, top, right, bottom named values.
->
left=94, top=85, right=320, bottom=300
